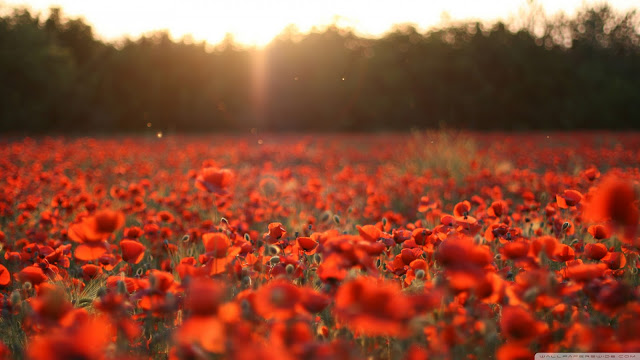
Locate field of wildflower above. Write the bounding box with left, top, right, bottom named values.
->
left=0, top=131, right=639, bottom=360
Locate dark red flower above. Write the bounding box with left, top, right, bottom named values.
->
left=195, top=167, right=233, bottom=195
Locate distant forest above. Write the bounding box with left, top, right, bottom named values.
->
left=1, top=3, right=639, bottom=133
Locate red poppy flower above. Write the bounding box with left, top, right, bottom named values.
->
left=81, top=264, right=102, bottom=282
left=601, top=252, right=626, bottom=270
left=17, top=265, right=48, bottom=285
left=264, top=222, right=286, bottom=244
left=120, top=239, right=146, bottom=264
left=299, top=287, right=330, bottom=313
left=585, top=175, right=639, bottom=243
left=417, top=196, right=437, bottom=212
left=501, top=241, right=530, bottom=260
left=552, top=243, right=575, bottom=262
left=435, top=235, right=492, bottom=291
left=123, top=226, right=143, bottom=239
left=29, top=285, right=73, bottom=324
left=27, top=318, right=110, bottom=360
left=106, top=275, right=140, bottom=293
left=253, top=279, right=301, bottom=320
left=588, top=224, right=610, bottom=240
left=74, top=243, right=108, bottom=261
left=69, top=209, right=124, bottom=260
left=185, top=278, right=226, bottom=316
left=156, top=210, right=175, bottom=223
left=175, top=316, right=226, bottom=354
left=453, top=200, right=471, bottom=217
left=497, top=344, right=533, bottom=360
left=488, top=201, right=507, bottom=217
left=582, top=166, right=601, bottom=182
left=296, top=236, right=318, bottom=254
left=356, top=224, right=381, bottom=242
left=202, top=232, right=231, bottom=258
left=500, top=306, right=548, bottom=342
left=584, top=243, right=608, bottom=260
left=195, top=167, right=233, bottom=195
left=566, top=263, right=608, bottom=282
left=0, top=264, right=10, bottom=286
left=334, top=276, right=412, bottom=337
left=533, top=229, right=556, bottom=247
left=556, top=189, right=583, bottom=209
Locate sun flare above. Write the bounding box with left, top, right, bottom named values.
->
left=3, top=0, right=637, bottom=47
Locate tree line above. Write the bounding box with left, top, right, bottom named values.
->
left=1, top=3, right=639, bottom=133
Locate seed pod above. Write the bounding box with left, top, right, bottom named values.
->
left=285, top=264, right=295, bottom=274
left=267, top=245, right=280, bottom=256
left=10, top=290, right=21, bottom=305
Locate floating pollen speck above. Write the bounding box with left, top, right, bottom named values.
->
left=156, top=131, right=163, bottom=138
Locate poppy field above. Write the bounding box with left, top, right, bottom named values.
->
left=1, top=131, right=639, bottom=360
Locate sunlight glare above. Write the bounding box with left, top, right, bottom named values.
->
left=2, top=0, right=638, bottom=47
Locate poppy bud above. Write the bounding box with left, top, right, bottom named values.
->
left=10, top=290, right=21, bottom=305
left=321, top=212, right=330, bottom=223
left=182, top=235, right=190, bottom=243
left=313, top=254, right=322, bottom=264
left=523, top=288, right=538, bottom=303
left=242, top=276, right=251, bottom=287
left=267, top=245, right=280, bottom=256
left=285, top=264, right=295, bottom=274
left=96, top=287, right=107, bottom=298
left=333, top=215, right=341, bottom=224
left=22, top=282, right=32, bottom=291
left=77, top=298, right=94, bottom=307
left=244, top=233, right=251, bottom=241
left=270, top=256, right=280, bottom=265
left=415, top=269, right=426, bottom=280
left=382, top=218, right=388, bottom=227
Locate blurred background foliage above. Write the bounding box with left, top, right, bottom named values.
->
left=0, top=2, right=638, bottom=133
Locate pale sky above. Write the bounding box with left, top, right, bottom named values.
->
left=1, top=0, right=638, bottom=46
